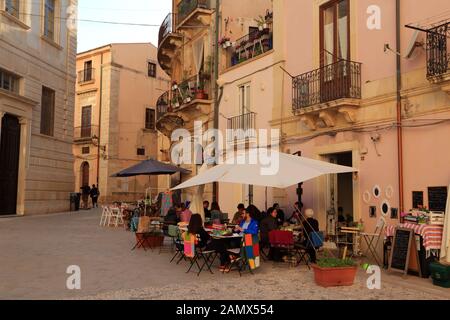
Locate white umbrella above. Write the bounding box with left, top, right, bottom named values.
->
left=172, top=150, right=357, bottom=190
left=187, top=164, right=209, bottom=220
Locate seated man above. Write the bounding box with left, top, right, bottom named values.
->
left=273, top=203, right=285, bottom=226
left=232, top=204, right=246, bottom=225
left=302, top=208, right=320, bottom=263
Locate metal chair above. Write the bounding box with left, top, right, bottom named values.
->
left=183, top=233, right=218, bottom=276
left=360, top=218, right=385, bottom=266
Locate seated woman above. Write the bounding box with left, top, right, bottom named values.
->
left=210, top=201, right=222, bottom=224
left=180, top=202, right=193, bottom=223
left=260, top=207, right=280, bottom=260
left=187, top=214, right=231, bottom=271
left=302, top=208, right=320, bottom=263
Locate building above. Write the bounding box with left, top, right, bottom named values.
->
left=217, top=0, right=450, bottom=253
left=74, top=43, right=170, bottom=203
left=0, top=0, right=77, bottom=215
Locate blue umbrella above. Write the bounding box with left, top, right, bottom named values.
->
left=111, top=159, right=191, bottom=177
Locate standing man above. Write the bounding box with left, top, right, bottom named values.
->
left=90, top=184, right=100, bottom=208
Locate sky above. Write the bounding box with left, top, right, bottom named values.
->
left=76, top=0, right=172, bottom=53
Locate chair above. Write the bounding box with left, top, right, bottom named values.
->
left=109, top=207, right=124, bottom=227
left=295, top=231, right=324, bottom=269
left=360, top=218, right=385, bottom=266
left=226, top=234, right=260, bottom=276
left=183, top=233, right=218, bottom=276
left=269, top=230, right=296, bottom=266
left=159, top=223, right=178, bottom=254
left=100, top=206, right=111, bottom=226
left=170, top=227, right=186, bottom=264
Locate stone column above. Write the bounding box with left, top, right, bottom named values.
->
left=16, top=117, right=30, bottom=216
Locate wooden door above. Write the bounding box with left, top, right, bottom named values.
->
left=81, top=162, right=90, bottom=187
left=0, top=114, right=21, bottom=215
left=320, top=0, right=350, bottom=103
left=81, top=106, right=91, bottom=137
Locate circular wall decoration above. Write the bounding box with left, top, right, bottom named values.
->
left=373, top=185, right=381, bottom=198
left=385, top=185, right=394, bottom=199
left=363, top=191, right=371, bottom=204
left=381, top=200, right=390, bottom=217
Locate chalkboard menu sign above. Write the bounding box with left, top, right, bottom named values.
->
left=428, top=186, right=448, bottom=212
left=389, top=228, right=414, bottom=275
left=412, top=191, right=423, bottom=209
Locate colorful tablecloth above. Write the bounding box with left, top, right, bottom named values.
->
left=385, top=223, right=444, bottom=250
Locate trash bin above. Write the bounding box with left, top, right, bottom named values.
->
left=70, top=192, right=81, bottom=211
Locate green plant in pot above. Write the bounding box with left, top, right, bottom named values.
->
left=312, top=257, right=358, bottom=287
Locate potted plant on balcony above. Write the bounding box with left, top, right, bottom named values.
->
left=311, top=257, right=358, bottom=287
left=255, top=15, right=267, bottom=31
left=172, top=96, right=180, bottom=108
left=172, top=81, right=178, bottom=91
left=219, top=36, right=232, bottom=49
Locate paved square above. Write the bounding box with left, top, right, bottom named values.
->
left=0, top=210, right=449, bottom=300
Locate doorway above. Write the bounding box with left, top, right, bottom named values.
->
left=0, top=114, right=21, bottom=215
left=81, top=162, right=90, bottom=187
left=325, top=151, right=353, bottom=235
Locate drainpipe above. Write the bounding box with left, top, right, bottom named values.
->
left=212, top=0, right=220, bottom=203
left=97, top=52, right=104, bottom=187
left=396, top=0, right=405, bottom=216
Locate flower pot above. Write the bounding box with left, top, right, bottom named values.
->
left=311, top=265, right=357, bottom=287
left=184, top=97, right=192, bottom=103
left=263, top=23, right=268, bottom=29
left=195, top=91, right=207, bottom=100
left=226, top=41, right=232, bottom=48
left=172, top=85, right=178, bottom=90
left=259, top=25, right=264, bottom=31
left=174, top=102, right=180, bottom=108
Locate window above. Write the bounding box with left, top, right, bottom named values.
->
left=44, top=0, right=56, bottom=41
left=238, top=83, right=251, bottom=115
left=40, top=86, right=55, bottom=136
left=81, top=106, right=92, bottom=138
left=145, top=108, right=156, bottom=130
left=5, top=0, right=20, bottom=18
left=83, top=61, right=93, bottom=82
left=0, top=68, right=19, bottom=94
left=137, top=148, right=146, bottom=156
left=320, top=0, right=349, bottom=66
left=82, top=147, right=90, bottom=154
left=148, top=62, right=157, bottom=78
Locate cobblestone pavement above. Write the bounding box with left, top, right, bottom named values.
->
left=1, top=209, right=449, bottom=300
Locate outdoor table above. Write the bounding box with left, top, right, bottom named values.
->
left=385, top=223, right=443, bottom=251
left=210, top=233, right=243, bottom=239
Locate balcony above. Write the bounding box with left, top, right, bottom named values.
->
left=171, top=74, right=212, bottom=119
left=229, top=21, right=273, bottom=68
left=292, top=60, right=362, bottom=130
left=158, top=13, right=183, bottom=77
left=176, top=0, right=212, bottom=29
left=426, top=21, right=450, bottom=95
left=156, top=91, right=184, bottom=138
left=78, top=68, right=95, bottom=84
left=227, top=112, right=257, bottom=143
left=74, top=125, right=99, bottom=144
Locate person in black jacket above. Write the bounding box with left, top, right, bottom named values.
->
left=302, top=209, right=320, bottom=263
left=273, top=203, right=285, bottom=226
left=260, top=207, right=280, bottom=261
left=187, top=214, right=230, bottom=270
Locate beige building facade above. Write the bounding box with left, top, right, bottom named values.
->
left=215, top=0, right=450, bottom=256
left=74, top=43, right=170, bottom=203
left=0, top=0, right=77, bottom=215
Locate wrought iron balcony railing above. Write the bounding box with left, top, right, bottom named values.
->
left=292, top=60, right=362, bottom=111
left=177, top=0, right=211, bottom=26
left=74, top=125, right=99, bottom=141
left=230, top=25, right=273, bottom=67
left=227, top=112, right=256, bottom=142
left=158, top=13, right=176, bottom=47
left=156, top=91, right=171, bottom=121
left=78, top=68, right=95, bottom=84
left=171, top=74, right=211, bottom=108
left=426, top=21, right=450, bottom=78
